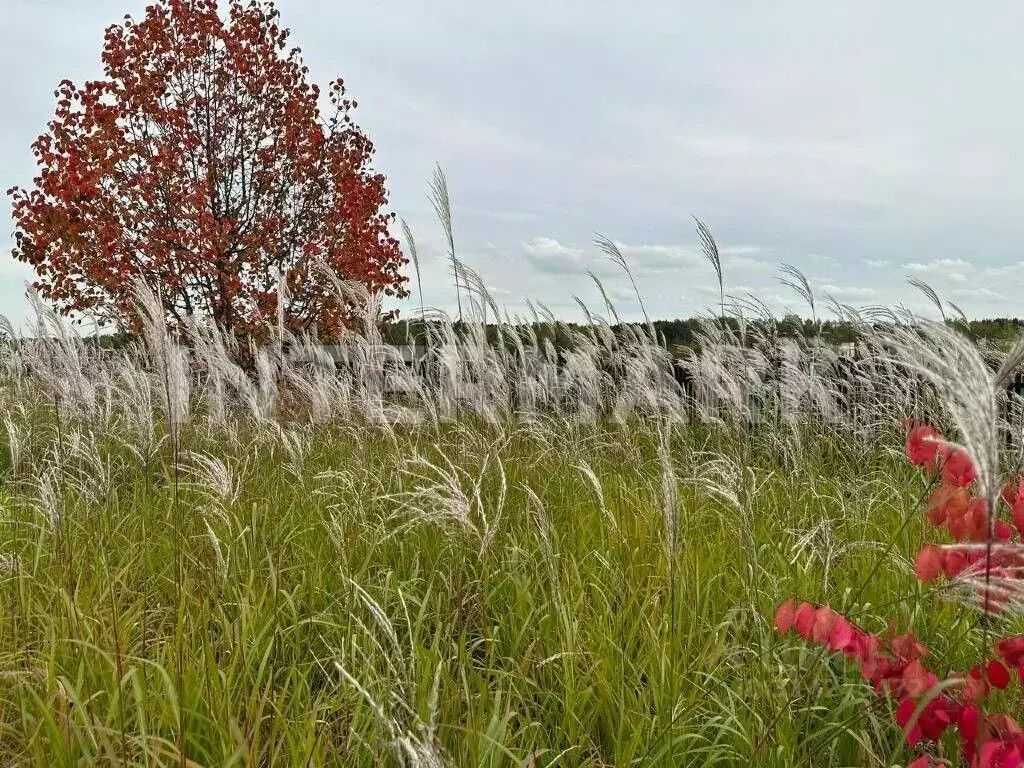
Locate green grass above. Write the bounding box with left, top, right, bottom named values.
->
left=0, top=412, right=1004, bottom=766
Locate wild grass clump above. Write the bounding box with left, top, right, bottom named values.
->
left=0, top=257, right=1020, bottom=765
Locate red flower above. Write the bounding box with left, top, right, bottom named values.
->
left=928, top=485, right=970, bottom=533
left=896, top=697, right=921, bottom=745
left=943, top=548, right=970, bottom=578
left=901, top=658, right=938, bottom=697
left=978, top=739, right=1024, bottom=768
left=890, top=632, right=929, bottom=662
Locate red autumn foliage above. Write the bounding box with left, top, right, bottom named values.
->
left=774, top=423, right=1024, bottom=765
left=907, top=423, right=943, bottom=468
left=7, top=0, right=407, bottom=342
left=942, top=446, right=979, bottom=489
left=774, top=600, right=1024, bottom=765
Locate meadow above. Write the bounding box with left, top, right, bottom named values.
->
left=0, top=282, right=1018, bottom=767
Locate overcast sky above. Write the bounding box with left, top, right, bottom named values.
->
left=3, top=0, right=1024, bottom=328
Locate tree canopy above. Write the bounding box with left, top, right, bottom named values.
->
left=8, top=0, right=407, bottom=342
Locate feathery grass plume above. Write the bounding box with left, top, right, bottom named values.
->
left=585, top=270, right=623, bottom=327
left=948, top=300, right=970, bottom=332
left=576, top=458, right=618, bottom=533
left=32, top=465, right=63, bottom=534
left=3, top=416, right=26, bottom=478
left=133, top=279, right=190, bottom=431
left=0, top=313, right=17, bottom=344
left=654, top=419, right=680, bottom=560
left=333, top=579, right=449, bottom=767
left=382, top=449, right=504, bottom=557
left=454, top=260, right=501, bottom=328
left=520, top=483, right=559, bottom=590
left=891, top=321, right=1002, bottom=496
left=694, top=216, right=725, bottom=322
left=22, top=289, right=101, bottom=423
left=179, top=451, right=240, bottom=508
left=594, top=234, right=654, bottom=341
left=785, top=516, right=865, bottom=592
left=401, top=217, right=426, bottom=322
left=427, top=164, right=462, bottom=323
left=779, top=263, right=816, bottom=326
left=907, top=276, right=948, bottom=323
left=60, top=427, right=117, bottom=508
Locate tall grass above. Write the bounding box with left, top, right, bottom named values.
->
left=0, top=256, right=1017, bottom=765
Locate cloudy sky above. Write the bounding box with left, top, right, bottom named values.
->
left=3, top=0, right=1024, bottom=328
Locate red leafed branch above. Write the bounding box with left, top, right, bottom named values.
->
left=8, top=0, right=407, bottom=342
left=774, top=422, right=1024, bottom=766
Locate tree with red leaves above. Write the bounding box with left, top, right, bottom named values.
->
left=8, top=0, right=407, bottom=342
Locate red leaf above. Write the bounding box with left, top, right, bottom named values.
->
left=793, top=602, right=816, bottom=641
left=895, top=697, right=916, bottom=727
left=906, top=424, right=942, bottom=467
left=987, top=659, right=1011, bottom=689
left=914, top=546, right=943, bottom=583
left=826, top=616, right=855, bottom=653
left=959, top=704, right=979, bottom=741
left=941, top=447, right=977, bottom=488
left=774, top=599, right=795, bottom=634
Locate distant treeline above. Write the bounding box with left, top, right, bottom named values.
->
left=378, top=316, right=1024, bottom=352
left=22, top=316, right=1024, bottom=354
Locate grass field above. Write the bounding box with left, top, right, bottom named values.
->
left=0, top=290, right=1018, bottom=766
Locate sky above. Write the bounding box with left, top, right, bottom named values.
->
left=3, top=0, right=1024, bottom=329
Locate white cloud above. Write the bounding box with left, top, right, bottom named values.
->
left=723, top=255, right=775, bottom=272
left=950, top=287, right=1006, bottom=300
left=720, top=245, right=768, bottom=256
left=521, top=236, right=595, bottom=274
left=904, top=258, right=973, bottom=273
left=521, top=237, right=715, bottom=275
left=819, top=284, right=880, bottom=298
left=806, top=253, right=838, bottom=266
